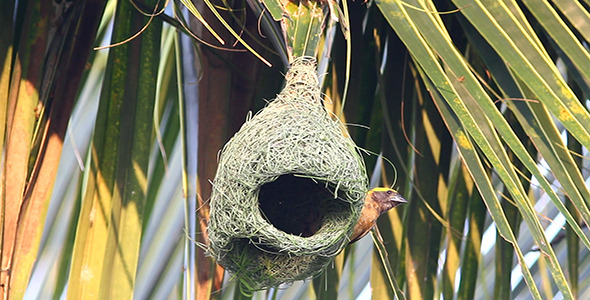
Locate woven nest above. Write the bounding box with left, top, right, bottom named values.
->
left=208, top=57, right=368, bottom=291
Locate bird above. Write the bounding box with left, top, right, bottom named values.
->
left=349, top=187, right=407, bottom=244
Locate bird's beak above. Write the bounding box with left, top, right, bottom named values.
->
left=390, top=192, right=408, bottom=205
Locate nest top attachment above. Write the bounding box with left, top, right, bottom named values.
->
left=208, top=57, right=368, bottom=291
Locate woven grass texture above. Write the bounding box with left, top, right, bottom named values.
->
left=207, top=57, right=368, bottom=290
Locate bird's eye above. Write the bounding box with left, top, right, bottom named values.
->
left=386, top=190, right=392, bottom=194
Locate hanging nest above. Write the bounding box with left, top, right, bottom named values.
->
left=207, top=57, right=368, bottom=291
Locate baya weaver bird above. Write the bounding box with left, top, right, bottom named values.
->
left=349, top=187, right=407, bottom=244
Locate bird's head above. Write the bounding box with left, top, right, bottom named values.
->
left=369, top=187, right=407, bottom=215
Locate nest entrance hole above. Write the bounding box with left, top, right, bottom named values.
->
left=258, top=174, right=349, bottom=237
